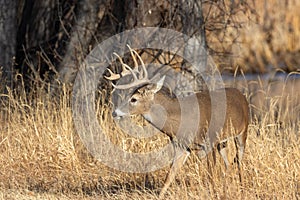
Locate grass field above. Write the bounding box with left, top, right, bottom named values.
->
left=1, top=0, right=300, bottom=199
left=208, top=0, right=300, bottom=73
left=0, top=73, right=299, bottom=200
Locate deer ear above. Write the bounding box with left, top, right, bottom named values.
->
left=152, top=76, right=165, bottom=93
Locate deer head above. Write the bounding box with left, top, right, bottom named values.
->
left=105, top=45, right=166, bottom=118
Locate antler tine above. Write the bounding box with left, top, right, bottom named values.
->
left=127, top=45, right=148, bottom=80
left=114, top=52, right=139, bottom=81
left=127, top=45, right=139, bottom=72
left=104, top=68, right=121, bottom=80
left=105, top=52, right=137, bottom=80
left=105, top=45, right=151, bottom=90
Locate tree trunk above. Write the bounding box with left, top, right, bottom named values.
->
left=180, top=0, right=207, bottom=72
left=56, top=0, right=107, bottom=86
left=0, top=0, right=17, bottom=90
left=179, top=0, right=208, bottom=90
left=16, top=0, right=58, bottom=82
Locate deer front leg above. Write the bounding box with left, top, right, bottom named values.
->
left=159, top=148, right=190, bottom=199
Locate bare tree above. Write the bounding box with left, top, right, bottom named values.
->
left=0, top=0, right=253, bottom=92
left=0, top=0, right=17, bottom=90
left=16, top=0, right=63, bottom=85
left=56, top=0, right=107, bottom=86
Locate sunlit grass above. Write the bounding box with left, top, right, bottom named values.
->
left=0, top=73, right=299, bottom=199
left=207, top=0, right=300, bottom=73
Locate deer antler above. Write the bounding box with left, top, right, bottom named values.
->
left=105, top=45, right=150, bottom=90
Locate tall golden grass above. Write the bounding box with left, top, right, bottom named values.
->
left=0, top=1, right=300, bottom=199
left=208, top=0, right=300, bottom=73
left=240, top=0, right=300, bottom=72
left=0, top=73, right=299, bottom=199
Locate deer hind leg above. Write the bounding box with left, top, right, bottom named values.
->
left=234, top=131, right=246, bottom=167
left=217, top=140, right=229, bottom=169
left=159, top=148, right=190, bottom=199
left=234, top=130, right=247, bottom=182
left=195, top=140, right=229, bottom=169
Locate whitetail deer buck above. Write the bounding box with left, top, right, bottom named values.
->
left=105, top=46, right=249, bottom=198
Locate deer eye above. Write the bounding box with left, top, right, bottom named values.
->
left=130, top=97, right=138, bottom=103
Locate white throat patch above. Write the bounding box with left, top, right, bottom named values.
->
left=143, top=113, right=153, bottom=123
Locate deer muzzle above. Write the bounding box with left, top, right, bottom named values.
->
left=112, top=108, right=128, bottom=119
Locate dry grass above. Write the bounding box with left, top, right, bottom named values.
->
left=1, top=1, right=300, bottom=199
left=208, top=0, right=300, bottom=73
left=0, top=73, right=299, bottom=200
left=240, top=0, right=300, bottom=72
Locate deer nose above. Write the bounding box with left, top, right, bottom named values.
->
left=112, top=108, right=127, bottom=119
left=112, top=111, right=117, bottom=118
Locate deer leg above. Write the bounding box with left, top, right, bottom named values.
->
left=159, top=149, right=190, bottom=199
left=217, top=141, right=229, bottom=169
left=234, top=132, right=246, bottom=167
left=234, top=131, right=247, bottom=182
left=196, top=140, right=213, bottom=160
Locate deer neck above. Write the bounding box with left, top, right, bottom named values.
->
left=154, top=92, right=181, bottom=117
left=142, top=91, right=181, bottom=138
